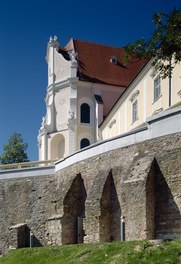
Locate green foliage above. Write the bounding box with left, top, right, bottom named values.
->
left=0, top=240, right=181, bottom=264
left=125, top=8, right=181, bottom=78
left=0, top=132, right=29, bottom=164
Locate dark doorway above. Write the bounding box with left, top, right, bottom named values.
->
left=13, top=225, right=42, bottom=248
left=17, top=225, right=30, bottom=248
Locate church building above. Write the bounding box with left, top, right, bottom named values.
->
left=38, top=36, right=146, bottom=160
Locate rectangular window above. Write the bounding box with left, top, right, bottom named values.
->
left=154, top=76, right=161, bottom=102
left=132, top=100, right=138, bottom=123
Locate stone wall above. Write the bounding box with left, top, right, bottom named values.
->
left=0, top=174, right=56, bottom=253
left=0, top=132, right=181, bottom=253
left=54, top=132, right=181, bottom=243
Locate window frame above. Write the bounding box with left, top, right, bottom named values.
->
left=132, top=99, right=138, bottom=124
left=153, top=76, right=161, bottom=103
left=80, top=103, right=90, bottom=124
left=80, top=138, right=90, bottom=149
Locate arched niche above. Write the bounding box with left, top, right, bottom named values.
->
left=51, top=134, right=65, bottom=160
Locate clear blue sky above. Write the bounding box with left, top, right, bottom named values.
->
left=0, top=0, right=180, bottom=161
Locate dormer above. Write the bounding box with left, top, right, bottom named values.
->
left=110, top=55, right=117, bottom=65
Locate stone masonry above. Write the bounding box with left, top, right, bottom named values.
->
left=0, top=132, right=181, bottom=253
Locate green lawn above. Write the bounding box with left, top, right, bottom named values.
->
left=0, top=240, right=181, bottom=264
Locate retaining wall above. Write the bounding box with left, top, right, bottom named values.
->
left=0, top=107, right=181, bottom=253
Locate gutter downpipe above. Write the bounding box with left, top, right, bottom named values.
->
left=169, top=57, right=172, bottom=107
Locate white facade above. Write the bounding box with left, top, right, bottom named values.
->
left=38, top=37, right=76, bottom=160
left=38, top=37, right=181, bottom=161
left=100, top=61, right=181, bottom=140
left=38, top=37, right=124, bottom=161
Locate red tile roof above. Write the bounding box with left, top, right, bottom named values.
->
left=58, top=38, right=148, bottom=87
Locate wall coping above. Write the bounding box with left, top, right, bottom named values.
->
left=55, top=105, right=181, bottom=172
left=0, top=166, right=55, bottom=180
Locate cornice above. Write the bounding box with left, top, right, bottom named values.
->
left=67, top=77, right=79, bottom=84
left=46, top=77, right=79, bottom=95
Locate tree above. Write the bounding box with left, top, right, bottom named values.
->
left=0, top=132, right=29, bottom=164
left=125, top=8, right=181, bottom=78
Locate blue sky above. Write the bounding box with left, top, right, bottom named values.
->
left=0, top=0, right=180, bottom=161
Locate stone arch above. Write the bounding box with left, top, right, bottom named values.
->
left=145, top=157, right=176, bottom=240
left=61, top=173, right=87, bottom=244
left=144, top=157, right=180, bottom=240
left=99, top=171, right=121, bottom=242
left=84, top=169, right=121, bottom=243
left=124, top=155, right=157, bottom=240
left=51, top=134, right=65, bottom=160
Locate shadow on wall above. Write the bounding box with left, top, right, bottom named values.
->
left=146, top=158, right=181, bottom=240
left=100, top=171, right=121, bottom=242
left=155, top=162, right=181, bottom=239
left=62, top=173, right=87, bottom=244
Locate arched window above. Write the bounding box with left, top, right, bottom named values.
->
left=80, top=138, right=90, bottom=149
left=80, top=103, right=90, bottom=123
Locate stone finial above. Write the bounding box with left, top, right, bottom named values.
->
left=69, top=50, right=78, bottom=68
left=49, top=36, right=53, bottom=43
left=39, top=116, right=48, bottom=133
left=67, top=109, right=76, bottom=127
left=69, top=50, right=77, bottom=62
left=68, top=109, right=75, bottom=120
left=48, top=35, right=59, bottom=47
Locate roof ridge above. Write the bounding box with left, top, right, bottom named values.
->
left=72, top=38, right=124, bottom=50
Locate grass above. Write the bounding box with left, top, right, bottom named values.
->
left=0, top=240, right=181, bottom=264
